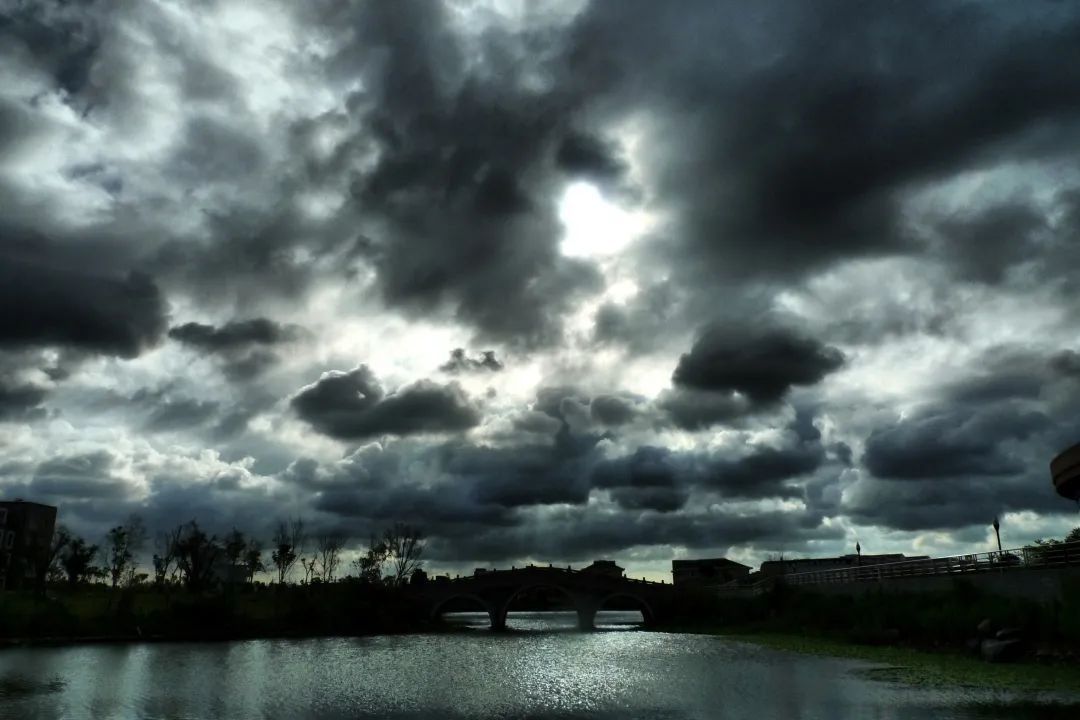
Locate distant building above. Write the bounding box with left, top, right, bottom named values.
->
left=0, top=499, right=58, bottom=591
left=759, top=553, right=928, bottom=578
left=580, top=560, right=624, bottom=579
left=1051, top=441, right=1080, bottom=501
left=672, top=558, right=751, bottom=587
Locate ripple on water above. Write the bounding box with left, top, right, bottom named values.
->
left=0, top=613, right=1076, bottom=720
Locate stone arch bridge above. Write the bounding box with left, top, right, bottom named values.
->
left=414, top=565, right=675, bottom=630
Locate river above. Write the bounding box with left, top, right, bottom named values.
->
left=0, top=611, right=1075, bottom=719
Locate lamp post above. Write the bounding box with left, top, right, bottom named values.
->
left=993, top=517, right=1002, bottom=553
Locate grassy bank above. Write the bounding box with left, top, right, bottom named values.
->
left=654, top=579, right=1080, bottom=692
left=700, top=630, right=1080, bottom=692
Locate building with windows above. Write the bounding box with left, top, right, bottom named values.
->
left=0, top=499, right=58, bottom=590
left=671, top=558, right=751, bottom=587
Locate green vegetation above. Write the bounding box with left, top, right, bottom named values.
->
left=657, top=578, right=1080, bottom=692
left=0, top=582, right=428, bottom=644
left=725, top=633, right=1080, bottom=692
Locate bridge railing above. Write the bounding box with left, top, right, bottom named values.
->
left=437, top=564, right=669, bottom=586
left=780, top=540, right=1080, bottom=586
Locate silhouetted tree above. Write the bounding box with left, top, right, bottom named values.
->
left=243, top=539, right=265, bottom=583
left=300, top=555, right=318, bottom=584
left=352, top=534, right=388, bottom=583
left=173, top=520, right=222, bottom=592
left=222, top=528, right=249, bottom=584
left=152, top=526, right=183, bottom=588
left=383, top=523, right=424, bottom=587
left=105, top=514, right=146, bottom=589
left=272, top=518, right=305, bottom=584
left=33, top=525, right=71, bottom=594
left=316, top=532, right=347, bottom=583
left=60, top=536, right=99, bottom=588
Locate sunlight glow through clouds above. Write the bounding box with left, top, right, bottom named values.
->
left=558, top=182, right=653, bottom=259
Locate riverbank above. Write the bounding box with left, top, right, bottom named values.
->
left=660, top=625, right=1080, bottom=693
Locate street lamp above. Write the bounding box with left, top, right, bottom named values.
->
left=992, top=517, right=1002, bottom=553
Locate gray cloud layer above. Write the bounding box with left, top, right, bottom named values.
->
left=2, top=0, right=1079, bottom=573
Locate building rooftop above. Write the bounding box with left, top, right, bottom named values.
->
left=672, top=558, right=751, bottom=569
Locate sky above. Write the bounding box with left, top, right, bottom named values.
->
left=2, top=0, right=1079, bottom=580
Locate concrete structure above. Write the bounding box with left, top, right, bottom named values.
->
left=0, top=499, right=57, bottom=590
left=760, top=553, right=927, bottom=578
left=1051, top=441, right=1080, bottom=501
left=671, top=558, right=751, bottom=587
left=416, top=565, right=674, bottom=630
left=799, top=565, right=1080, bottom=603
left=580, top=560, right=624, bottom=579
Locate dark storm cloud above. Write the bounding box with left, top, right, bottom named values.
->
left=554, top=131, right=626, bottom=182
left=592, top=282, right=681, bottom=353
left=425, top=505, right=842, bottom=564
left=592, top=446, right=679, bottom=489
left=283, top=448, right=522, bottom=540
left=592, top=446, right=687, bottom=512
left=706, top=445, right=822, bottom=500
left=658, top=316, right=844, bottom=434
left=864, top=347, right=1080, bottom=482
left=656, top=388, right=751, bottom=431
left=0, top=1, right=102, bottom=98
left=0, top=237, right=167, bottom=358
left=532, top=386, right=590, bottom=421
left=673, top=320, right=845, bottom=404
left=29, top=451, right=133, bottom=500
left=932, top=202, right=1048, bottom=285
left=293, top=0, right=605, bottom=346
left=0, top=381, right=47, bottom=422
left=439, top=348, right=504, bottom=374
left=168, top=318, right=302, bottom=351
left=865, top=404, right=1050, bottom=480
left=169, top=318, right=303, bottom=381
left=703, top=411, right=826, bottom=500
left=566, top=1, right=1080, bottom=288
left=851, top=346, right=1080, bottom=530
left=292, top=365, right=482, bottom=440
left=445, top=423, right=607, bottom=507
left=589, top=394, right=640, bottom=426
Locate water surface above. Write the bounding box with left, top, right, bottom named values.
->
left=1, top=611, right=1075, bottom=719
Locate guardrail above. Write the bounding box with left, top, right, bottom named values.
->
left=780, top=541, right=1080, bottom=586
left=436, top=563, right=669, bottom=586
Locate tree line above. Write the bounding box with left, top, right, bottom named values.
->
left=36, top=515, right=425, bottom=594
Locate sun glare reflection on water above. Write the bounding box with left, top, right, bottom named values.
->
left=0, top=613, right=1077, bottom=720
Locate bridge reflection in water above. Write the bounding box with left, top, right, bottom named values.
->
left=416, top=565, right=674, bottom=631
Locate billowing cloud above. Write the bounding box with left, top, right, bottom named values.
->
left=292, top=365, right=482, bottom=440
left=439, top=348, right=504, bottom=374
left=168, top=318, right=302, bottom=351
left=3, top=0, right=1080, bottom=577
left=673, top=320, right=845, bottom=404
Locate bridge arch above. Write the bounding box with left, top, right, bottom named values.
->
left=430, top=593, right=497, bottom=627
left=595, top=592, right=655, bottom=626
left=495, top=583, right=589, bottom=631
